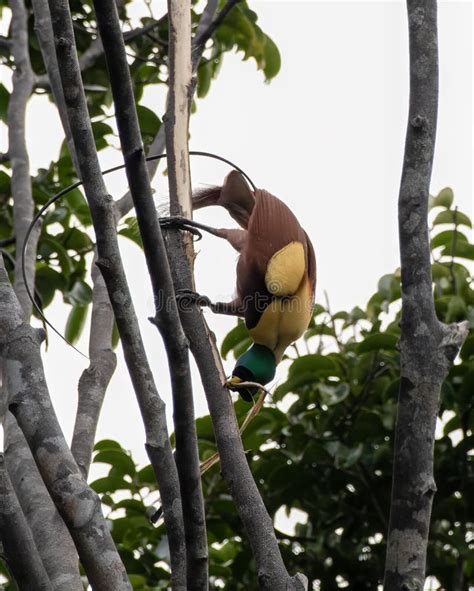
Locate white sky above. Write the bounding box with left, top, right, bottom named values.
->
left=1, top=2, right=473, bottom=476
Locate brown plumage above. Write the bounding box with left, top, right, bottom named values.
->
left=193, top=171, right=316, bottom=364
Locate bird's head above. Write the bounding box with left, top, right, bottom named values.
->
left=226, top=344, right=276, bottom=402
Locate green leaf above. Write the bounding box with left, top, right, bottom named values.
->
left=275, top=355, right=340, bottom=399
left=337, top=443, right=364, bottom=468
left=357, top=333, right=398, bottom=353
left=0, top=83, right=9, bottom=123
left=59, top=227, right=93, bottom=251
left=90, top=475, right=132, bottom=494
left=445, top=295, right=467, bottom=323
left=221, top=320, right=249, bottom=359
left=128, top=574, right=147, bottom=586
left=287, top=354, right=339, bottom=378
left=431, top=262, right=451, bottom=279
left=196, top=414, right=215, bottom=442
left=65, top=188, right=92, bottom=226
left=65, top=305, right=88, bottom=344
left=94, top=449, right=136, bottom=477
left=318, top=382, right=350, bottom=406
left=432, top=209, right=472, bottom=228
left=430, top=187, right=454, bottom=209
left=312, top=304, right=326, bottom=319
left=113, top=499, right=146, bottom=515
left=232, top=336, right=252, bottom=359
left=136, top=464, right=155, bottom=486
left=443, top=414, right=461, bottom=436
left=92, top=120, right=114, bottom=139
left=343, top=306, right=366, bottom=327
left=137, top=104, right=161, bottom=136
left=66, top=280, right=93, bottom=306
left=118, top=216, right=143, bottom=248
left=377, top=274, right=401, bottom=302
left=351, top=410, right=385, bottom=439
left=41, top=235, right=74, bottom=276
left=332, top=311, right=348, bottom=321
left=94, top=439, right=123, bottom=452
left=0, top=170, right=11, bottom=199
left=431, top=229, right=469, bottom=249
left=44, top=205, right=70, bottom=226
left=35, top=265, right=68, bottom=308
left=197, top=60, right=213, bottom=98
left=440, top=241, right=474, bottom=261
left=305, top=324, right=335, bottom=340
left=460, top=335, right=474, bottom=361
left=262, top=35, right=281, bottom=80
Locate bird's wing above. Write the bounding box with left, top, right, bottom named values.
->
left=304, top=230, right=317, bottom=301
left=237, top=189, right=310, bottom=329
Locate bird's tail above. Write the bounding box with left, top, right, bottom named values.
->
left=192, top=170, right=255, bottom=228
left=192, top=185, right=222, bottom=210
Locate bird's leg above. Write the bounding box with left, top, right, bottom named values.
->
left=176, top=289, right=245, bottom=317
left=159, top=217, right=247, bottom=252
left=159, top=216, right=220, bottom=240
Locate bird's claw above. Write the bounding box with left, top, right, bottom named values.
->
left=176, top=289, right=212, bottom=309
left=159, top=216, right=202, bottom=241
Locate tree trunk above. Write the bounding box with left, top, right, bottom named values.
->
left=383, top=1, right=469, bottom=588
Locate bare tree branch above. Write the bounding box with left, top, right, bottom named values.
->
left=46, top=2, right=189, bottom=588
left=0, top=254, right=131, bottom=589
left=92, top=1, right=208, bottom=588
left=0, top=453, right=52, bottom=591
left=31, top=0, right=80, bottom=174
left=70, top=259, right=117, bottom=478
left=165, top=0, right=193, bottom=219
left=383, top=1, right=469, bottom=588
left=8, top=0, right=36, bottom=318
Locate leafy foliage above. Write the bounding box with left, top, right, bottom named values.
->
left=81, top=190, right=473, bottom=589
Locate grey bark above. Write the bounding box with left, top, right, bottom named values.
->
left=92, top=1, right=208, bottom=588
left=383, top=1, right=469, bottom=588
left=0, top=453, right=52, bottom=591
left=8, top=0, right=36, bottom=318
left=46, top=2, right=187, bottom=589
left=0, top=256, right=131, bottom=590
left=70, top=260, right=117, bottom=479
left=31, top=0, right=80, bottom=174
left=5, top=2, right=83, bottom=588
left=4, top=415, right=82, bottom=591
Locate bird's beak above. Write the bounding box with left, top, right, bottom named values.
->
left=225, top=376, right=242, bottom=388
